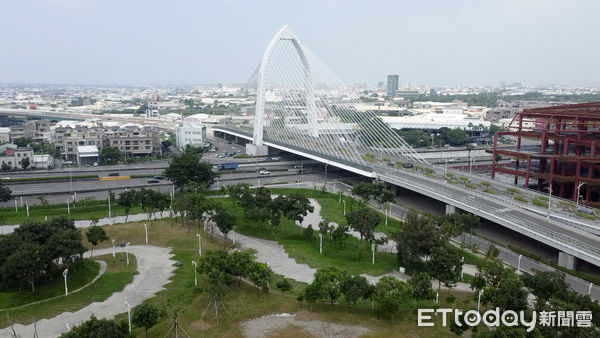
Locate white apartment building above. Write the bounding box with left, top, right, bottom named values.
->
left=176, top=123, right=206, bottom=150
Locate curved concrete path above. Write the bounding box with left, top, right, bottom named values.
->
left=1, top=261, right=107, bottom=312
left=0, top=245, right=176, bottom=338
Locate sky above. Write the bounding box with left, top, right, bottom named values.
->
left=1, top=0, right=599, bottom=87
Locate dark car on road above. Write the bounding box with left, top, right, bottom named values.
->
left=147, top=179, right=160, bottom=183
left=153, top=176, right=166, bottom=180
left=108, top=172, right=120, bottom=176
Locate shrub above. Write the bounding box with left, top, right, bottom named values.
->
left=459, top=177, right=469, bottom=182
left=514, top=195, right=528, bottom=203
left=507, top=187, right=519, bottom=194
left=532, top=198, right=548, bottom=208
left=233, top=153, right=251, bottom=159
left=303, top=225, right=315, bottom=240
left=276, top=278, right=292, bottom=292
left=480, top=181, right=491, bottom=187
left=445, top=294, right=456, bottom=303
left=576, top=211, right=595, bottom=220
left=465, top=183, right=477, bottom=189
left=483, top=188, right=496, bottom=194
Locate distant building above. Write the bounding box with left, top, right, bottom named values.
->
left=105, top=125, right=161, bottom=157
left=76, top=145, right=99, bottom=165
left=176, top=123, right=206, bottom=150
left=146, top=101, right=160, bottom=118
left=0, top=144, right=33, bottom=169
left=387, top=75, right=399, bottom=98
left=0, top=128, right=10, bottom=143
left=33, top=154, right=54, bottom=169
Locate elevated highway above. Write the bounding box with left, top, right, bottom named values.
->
left=214, top=126, right=600, bottom=268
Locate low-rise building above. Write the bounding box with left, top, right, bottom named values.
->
left=176, top=123, right=206, bottom=149
left=33, top=154, right=55, bottom=169
left=0, top=144, right=34, bottom=169
left=105, top=125, right=161, bottom=157
left=0, top=128, right=10, bottom=143
left=76, top=145, right=99, bottom=165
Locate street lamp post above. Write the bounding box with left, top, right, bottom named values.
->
left=343, top=200, right=346, bottom=216
left=63, top=268, right=69, bottom=296
left=25, top=201, right=29, bottom=217
left=67, top=199, right=70, bottom=215
left=232, top=228, right=236, bottom=248
left=125, top=301, right=132, bottom=333
left=144, top=223, right=148, bottom=244
left=385, top=207, right=388, bottom=226
left=125, top=242, right=130, bottom=266
left=517, top=254, right=523, bottom=273
left=319, top=233, right=322, bottom=254
left=589, top=282, right=593, bottom=295
left=371, top=243, right=375, bottom=265
left=108, top=193, right=112, bottom=225
left=196, top=233, right=202, bottom=256
left=546, top=186, right=553, bottom=220
left=477, top=289, right=484, bottom=312
left=111, top=239, right=116, bottom=259
left=576, top=182, right=586, bottom=209
left=192, top=260, right=198, bottom=287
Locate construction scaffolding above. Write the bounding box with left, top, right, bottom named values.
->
left=491, top=102, right=600, bottom=207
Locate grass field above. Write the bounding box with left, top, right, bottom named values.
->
left=86, top=220, right=468, bottom=337
left=0, top=199, right=145, bottom=224
left=0, top=253, right=137, bottom=329
left=0, top=259, right=100, bottom=309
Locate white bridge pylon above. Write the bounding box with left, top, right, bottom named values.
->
left=249, top=25, right=428, bottom=166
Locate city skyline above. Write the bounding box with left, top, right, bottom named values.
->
left=1, top=0, right=599, bottom=87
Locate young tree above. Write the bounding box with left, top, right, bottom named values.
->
left=331, top=224, right=350, bottom=247
left=226, top=250, right=251, bottom=286
left=1, top=161, right=11, bottom=171
left=522, top=270, right=570, bottom=309
left=313, top=266, right=348, bottom=305
left=163, top=146, right=218, bottom=189
left=346, top=208, right=381, bottom=243
left=59, top=315, right=127, bottom=338
left=100, top=146, right=122, bottom=165
left=408, top=272, right=436, bottom=301
left=484, top=272, right=527, bottom=311
left=0, top=181, right=11, bottom=202
left=395, top=211, right=440, bottom=268
left=20, top=157, right=30, bottom=170
left=341, top=274, right=370, bottom=308
left=132, top=302, right=159, bottom=338
left=351, top=182, right=375, bottom=203
left=212, top=206, right=236, bottom=247
left=428, top=245, right=462, bottom=292
left=86, top=226, right=108, bottom=257
left=118, top=189, right=137, bottom=222
left=1, top=243, right=45, bottom=292
left=281, top=193, right=313, bottom=224
left=373, top=276, right=411, bottom=319
left=247, top=261, right=273, bottom=298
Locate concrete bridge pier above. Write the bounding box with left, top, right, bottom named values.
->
left=558, top=251, right=577, bottom=270
left=445, top=204, right=456, bottom=215
left=246, top=143, right=269, bottom=156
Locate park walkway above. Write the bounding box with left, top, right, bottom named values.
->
left=0, top=245, right=175, bottom=338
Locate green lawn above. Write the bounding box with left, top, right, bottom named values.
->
left=95, top=220, right=464, bottom=337
left=0, top=199, right=145, bottom=224
left=0, top=253, right=137, bottom=329
left=0, top=259, right=100, bottom=309
left=217, top=196, right=399, bottom=276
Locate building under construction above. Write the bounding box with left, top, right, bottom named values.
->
left=491, top=102, right=600, bottom=207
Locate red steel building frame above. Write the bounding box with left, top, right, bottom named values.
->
left=491, top=102, right=600, bottom=207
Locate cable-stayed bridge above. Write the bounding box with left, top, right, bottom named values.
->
left=215, top=25, right=600, bottom=268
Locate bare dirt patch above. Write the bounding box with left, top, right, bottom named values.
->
left=189, top=319, right=212, bottom=331
left=240, top=312, right=370, bottom=338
